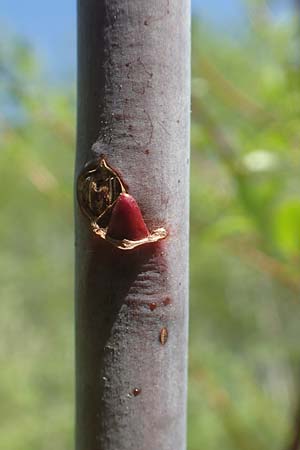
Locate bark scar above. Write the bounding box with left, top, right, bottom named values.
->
left=77, top=157, right=167, bottom=250
left=144, top=0, right=170, bottom=26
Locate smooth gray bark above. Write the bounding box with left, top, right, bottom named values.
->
left=75, top=1, right=190, bottom=449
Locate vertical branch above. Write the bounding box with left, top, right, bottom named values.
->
left=75, top=1, right=190, bottom=450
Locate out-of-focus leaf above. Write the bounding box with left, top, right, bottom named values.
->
left=273, top=199, right=300, bottom=258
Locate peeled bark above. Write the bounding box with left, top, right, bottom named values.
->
left=75, top=1, right=190, bottom=449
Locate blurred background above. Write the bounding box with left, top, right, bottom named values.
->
left=1, top=0, right=300, bottom=449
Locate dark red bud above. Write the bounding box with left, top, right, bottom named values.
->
left=107, top=193, right=150, bottom=241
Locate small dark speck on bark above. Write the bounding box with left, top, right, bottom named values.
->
left=163, top=297, right=172, bottom=306
left=132, top=388, right=141, bottom=397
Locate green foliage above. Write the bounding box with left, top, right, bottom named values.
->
left=190, top=5, right=300, bottom=450
left=1, top=4, right=300, bottom=448
left=0, top=35, right=74, bottom=450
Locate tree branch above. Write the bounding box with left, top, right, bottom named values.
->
left=75, top=1, right=190, bottom=449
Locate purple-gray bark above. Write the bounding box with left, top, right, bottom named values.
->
left=75, top=1, right=190, bottom=449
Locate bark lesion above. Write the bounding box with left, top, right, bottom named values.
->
left=77, top=158, right=125, bottom=228
left=77, top=157, right=167, bottom=250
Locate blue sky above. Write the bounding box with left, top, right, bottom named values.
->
left=1, top=0, right=246, bottom=78
left=0, top=0, right=292, bottom=78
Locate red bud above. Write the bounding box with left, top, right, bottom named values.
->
left=107, top=193, right=150, bottom=241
